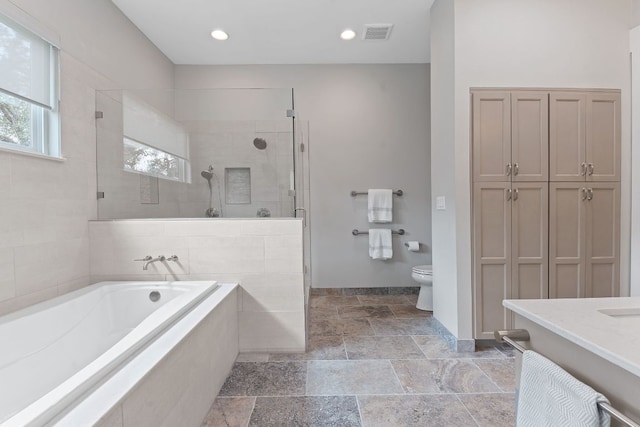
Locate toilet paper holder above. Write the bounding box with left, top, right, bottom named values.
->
left=405, top=241, right=420, bottom=251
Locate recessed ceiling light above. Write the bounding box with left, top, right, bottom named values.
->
left=211, top=29, right=229, bottom=41
left=340, top=29, right=356, bottom=41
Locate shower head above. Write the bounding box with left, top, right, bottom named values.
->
left=253, top=137, right=267, bottom=150
left=201, top=165, right=214, bottom=181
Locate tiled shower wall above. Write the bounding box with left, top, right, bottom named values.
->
left=88, top=219, right=305, bottom=352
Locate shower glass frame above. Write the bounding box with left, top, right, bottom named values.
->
left=95, top=88, right=299, bottom=220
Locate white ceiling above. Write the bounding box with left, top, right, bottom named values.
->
left=110, top=0, right=434, bottom=65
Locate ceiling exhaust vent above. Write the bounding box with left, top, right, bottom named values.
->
left=363, top=24, right=393, bottom=41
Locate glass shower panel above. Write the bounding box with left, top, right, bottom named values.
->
left=95, top=88, right=295, bottom=219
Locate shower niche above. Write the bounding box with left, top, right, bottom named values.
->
left=95, top=88, right=304, bottom=219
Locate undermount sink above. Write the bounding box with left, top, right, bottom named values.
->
left=597, top=308, right=640, bottom=319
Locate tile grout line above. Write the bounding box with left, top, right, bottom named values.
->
left=455, top=394, right=483, bottom=427
left=354, top=394, right=366, bottom=427
left=244, top=396, right=257, bottom=427
left=469, top=359, right=506, bottom=393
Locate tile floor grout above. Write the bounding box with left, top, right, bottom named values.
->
left=203, top=294, right=516, bottom=426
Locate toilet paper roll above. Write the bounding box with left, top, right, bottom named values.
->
left=405, top=241, right=420, bottom=252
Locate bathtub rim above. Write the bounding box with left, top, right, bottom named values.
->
left=52, top=282, right=239, bottom=426
left=1, top=281, right=223, bottom=427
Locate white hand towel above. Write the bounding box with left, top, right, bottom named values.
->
left=368, top=189, right=393, bottom=223
left=517, top=350, right=610, bottom=427
left=369, top=229, right=392, bottom=260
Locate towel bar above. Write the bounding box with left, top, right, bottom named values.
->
left=352, top=229, right=405, bottom=236
left=495, top=329, right=640, bottom=427
left=351, top=190, right=403, bottom=197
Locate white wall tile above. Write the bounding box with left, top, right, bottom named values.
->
left=13, top=239, right=90, bottom=297
left=240, top=273, right=304, bottom=312
left=239, top=311, right=305, bottom=352
left=0, top=286, right=58, bottom=317
left=0, top=248, right=16, bottom=302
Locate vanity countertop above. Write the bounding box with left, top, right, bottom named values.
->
left=504, top=297, right=640, bottom=377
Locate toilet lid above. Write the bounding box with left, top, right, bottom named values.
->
left=412, top=265, right=432, bottom=275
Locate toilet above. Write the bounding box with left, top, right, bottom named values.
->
left=411, top=265, right=433, bottom=311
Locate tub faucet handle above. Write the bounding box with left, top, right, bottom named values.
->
left=134, top=256, right=153, bottom=262
left=167, top=255, right=179, bottom=262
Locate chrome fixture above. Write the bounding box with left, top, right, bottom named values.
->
left=144, top=255, right=165, bottom=270
left=201, top=164, right=223, bottom=218
left=352, top=228, right=405, bottom=236
left=350, top=189, right=403, bottom=197
left=495, top=329, right=640, bottom=427
left=134, top=255, right=179, bottom=270
left=201, top=165, right=214, bottom=181
left=253, top=137, right=267, bottom=150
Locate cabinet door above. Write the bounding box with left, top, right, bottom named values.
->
left=549, top=183, right=587, bottom=298
left=473, top=182, right=512, bottom=339
left=511, top=183, right=548, bottom=300
left=550, top=93, right=586, bottom=182
left=472, top=91, right=511, bottom=182
left=586, top=92, right=621, bottom=182
left=585, top=183, right=620, bottom=297
left=511, top=92, right=548, bottom=182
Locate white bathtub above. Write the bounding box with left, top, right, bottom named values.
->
left=0, top=281, right=237, bottom=427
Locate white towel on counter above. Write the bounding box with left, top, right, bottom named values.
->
left=369, top=229, right=392, bottom=260
left=517, top=350, right=610, bottom=427
left=368, top=189, right=393, bottom=223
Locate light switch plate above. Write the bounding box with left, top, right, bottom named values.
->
left=436, top=196, right=446, bottom=210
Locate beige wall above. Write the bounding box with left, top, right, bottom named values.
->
left=431, top=0, right=632, bottom=339
left=175, top=64, right=432, bottom=289
left=0, top=0, right=174, bottom=316
left=89, top=219, right=305, bottom=352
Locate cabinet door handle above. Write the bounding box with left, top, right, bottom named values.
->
left=580, top=163, right=587, bottom=176
left=513, top=188, right=519, bottom=201
left=587, top=188, right=593, bottom=201
left=513, top=163, right=519, bottom=176
left=506, top=189, right=512, bottom=201
left=587, top=163, right=594, bottom=176
left=506, top=163, right=512, bottom=176
left=581, top=188, right=588, bottom=201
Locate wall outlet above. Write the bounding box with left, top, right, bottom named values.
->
left=436, top=196, right=446, bottom=210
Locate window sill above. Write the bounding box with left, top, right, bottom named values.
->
left=0, top=145, right=66, bottom=162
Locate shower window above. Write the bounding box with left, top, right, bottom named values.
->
left=0, top=13, right=60, bottom=158
left=123, top=137, right=188, bottom=182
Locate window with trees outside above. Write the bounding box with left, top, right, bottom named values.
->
left=0, top=13, right=59, bottom=158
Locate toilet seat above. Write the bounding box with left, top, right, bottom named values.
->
left=412, top=265, right=432, bottom=275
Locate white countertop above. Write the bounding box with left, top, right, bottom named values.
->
left=504, top=297, right=640, bottom=377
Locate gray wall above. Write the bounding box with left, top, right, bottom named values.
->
left=175, top=64, right=431, bottom=288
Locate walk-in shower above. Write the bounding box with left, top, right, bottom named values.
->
left=95, top=87, right=305, bottom=219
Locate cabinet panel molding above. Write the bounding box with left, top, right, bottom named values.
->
left=472, top=92, right=511, bottom=182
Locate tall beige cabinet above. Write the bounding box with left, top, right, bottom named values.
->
left=472, top=90, right=549, bottom=339
left=472, top=89, right=621, bottom=340
left=549, top=91, right=621, bottom=299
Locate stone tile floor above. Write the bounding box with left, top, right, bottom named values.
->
left=201, top=293, right=516, bottom=427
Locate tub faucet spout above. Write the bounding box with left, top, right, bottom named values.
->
left=143, top=255, right=165, bottom=271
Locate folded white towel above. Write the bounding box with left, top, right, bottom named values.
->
left=517, top=350, right=610, bottom=427
left=368, top=189, right=393, bottom=223
left=369, top=229, right=392, bottom=260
